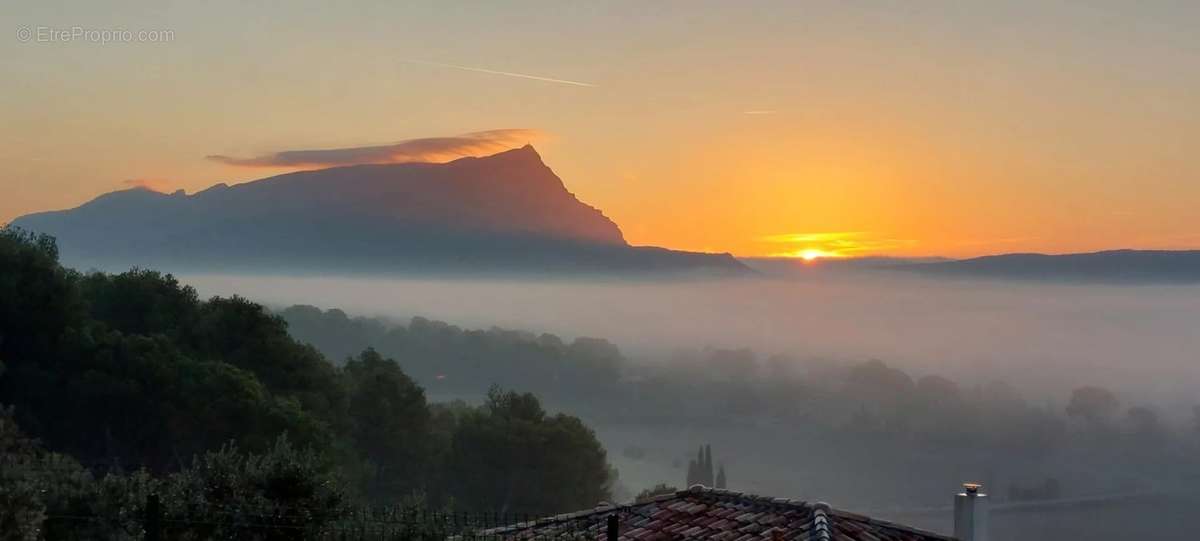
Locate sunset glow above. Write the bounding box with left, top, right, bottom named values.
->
left=3, top=2, right=1199, bottom=259
left=4, top=5, right=1200, bottom=538
left=762, top=232, right=904, bottom=260
left=777, top=249, right=838, bottom=261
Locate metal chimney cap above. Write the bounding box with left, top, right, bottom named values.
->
left=962, top=483, right=983, bottom=494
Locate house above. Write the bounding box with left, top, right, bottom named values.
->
left=482, top=485, right=968, bottom=540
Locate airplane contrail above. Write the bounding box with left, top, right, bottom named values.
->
left=403, top=59, right=596, bottom=87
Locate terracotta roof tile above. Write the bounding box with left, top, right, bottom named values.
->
left=478, top=486, right=957, bottom=541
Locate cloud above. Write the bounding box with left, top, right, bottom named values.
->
left=760, top=231, right=916, bottom=258
left=207, top=129, right=545, bottom=169
left=403, top=60, right=596, bottom=87
left=122, top=178, right=173, bottom=192
left=743, top=110, right=778, bottom=115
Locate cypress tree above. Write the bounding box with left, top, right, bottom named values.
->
left=703, top=444, right=714, bottom=486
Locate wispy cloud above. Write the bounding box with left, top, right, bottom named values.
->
left=206, top=129, right=545, bottom=169
left=760, top=231, right=916, bottom=258
left=403, top=60, right=596, bottom=87
left=743, top=110, right=778, bottom=115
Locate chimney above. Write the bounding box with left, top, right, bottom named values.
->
left=953, top=483, right=989, bottom=541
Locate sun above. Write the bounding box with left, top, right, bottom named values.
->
left=799, top=249, right=830, bottom=261
left=777, top=249, right=835, bottom=262
left=769, top=248, right=839, bottom=261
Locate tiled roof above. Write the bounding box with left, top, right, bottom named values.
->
left=482, top=486, right=956, bottom=541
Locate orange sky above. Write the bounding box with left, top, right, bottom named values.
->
left=3, top=2, right=1198, bottom=258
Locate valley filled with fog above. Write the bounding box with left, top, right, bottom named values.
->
left=184, top=272, right=1200, bottom=408
left=169, top=270, right=1200, bottom=539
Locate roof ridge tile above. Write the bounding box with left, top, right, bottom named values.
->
left=810, top=502, right=833, bottom=541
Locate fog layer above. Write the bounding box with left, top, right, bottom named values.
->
left=179, top=271, right=1200, bottom=540
left=183, top=272, right=1200, bottom=408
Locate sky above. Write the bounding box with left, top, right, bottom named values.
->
left=2, top=1, right=1198, bottom=258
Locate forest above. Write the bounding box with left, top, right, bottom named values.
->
left=278, top=299, right=1200, bottom=507
left=0, top=228, right=613, bottom=538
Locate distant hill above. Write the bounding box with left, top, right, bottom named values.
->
left=740, top=256, right=951, bottom=277
left=904, top=250, right=1200, bottom=283
left=11, top=145, right=748, bottom=277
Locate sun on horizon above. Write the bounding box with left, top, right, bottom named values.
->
left=773, top=248, right=840, bottom=261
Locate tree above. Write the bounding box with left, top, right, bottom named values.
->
left=0, top=228, right=84, bottom=366
left=0, top=231, right=340, bottom=472
left=0, top=405, right=126, bottom=541
left=162, top=436, right=347, bottom=540
left=843, top=360, right=916, bottom=433
left=0, top=229, right=624, bottom=526
left=186, top=295, right=345, bottom=421
left=342, top=348, right=432, bottom=502
left=0, top=405, right=51, bottom=541
left=912, top=375, right=970, bottom=444
left=79, top=269, right=199, bottom=338
left=915, top=375, right=963, bottom=410
left=276, top=305, right=628, bottom=405
left=446, top=387, right=612, bottom=515
left=1125, top=406, right=1164, bottom=441
left=1066, top=386, right=1120, bottom=428
left=703, top=444, right=713, bottom=486
left=684, top=444, right=717, bottom=487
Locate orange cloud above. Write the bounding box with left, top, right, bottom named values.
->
left=206, top=129, right=545, bottom=168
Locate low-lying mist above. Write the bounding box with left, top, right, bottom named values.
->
left=178, top=270, right=1200, bottom=539
left=182, top=272, right=1200, bottom=411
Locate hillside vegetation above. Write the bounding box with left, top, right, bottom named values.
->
left=0, top=227, right=613, bottom=537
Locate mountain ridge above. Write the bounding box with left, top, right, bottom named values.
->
left=736, top=250, right=1200, bottom=284
left=902, top=249, right=1200, bottom=283
left=11, top=146, right=748, bottom=277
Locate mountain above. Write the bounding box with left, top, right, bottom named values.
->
left=903, top=250, right=1200, bottom=283
left=11, top=146, right=748, bottom=276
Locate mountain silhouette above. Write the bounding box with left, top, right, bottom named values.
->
left=12, top=145, right=748, bottom=276
left=905, top=249, right=1200, bottom=283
